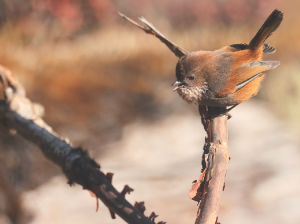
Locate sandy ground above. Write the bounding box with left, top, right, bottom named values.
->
left=21, top=100, right=300, bottom=224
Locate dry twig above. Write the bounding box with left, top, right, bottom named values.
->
left=0, top=65, right=164, bottom=224
left=119, top=12, right=189, bottom=58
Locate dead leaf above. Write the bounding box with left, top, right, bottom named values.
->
left=87, top=190, right=99, bottom=211
left=189, top=167, right=207, bottom=202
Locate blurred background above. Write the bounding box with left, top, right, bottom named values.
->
left=0, top=0, right=300, bottom=224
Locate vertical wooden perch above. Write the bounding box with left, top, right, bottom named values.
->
left=196, top=107, right=229, bottom=224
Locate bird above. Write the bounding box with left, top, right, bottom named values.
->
left=172, top=9, right=283, bottom=109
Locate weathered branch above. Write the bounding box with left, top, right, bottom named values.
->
left=194, top=106, right=229, bottom=224
left=0, top=66, right=163, bottom=224
left=119, top=12, right=189, bottom=58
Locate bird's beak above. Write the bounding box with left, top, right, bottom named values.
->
left=171, top=80, right=181, bottom=86
left=171, top=80, right=183, bottom=91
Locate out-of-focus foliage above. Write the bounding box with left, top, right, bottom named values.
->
left=0, top=0, right=282, bottom=33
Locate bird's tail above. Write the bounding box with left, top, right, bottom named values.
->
left=249, top=9, right=283, bottom=51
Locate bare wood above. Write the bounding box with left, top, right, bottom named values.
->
left=196, top=107, right=229, bottom=224
left=118, top=12, right=189, bottom=58
left=0, top=66, right=159, bottom=224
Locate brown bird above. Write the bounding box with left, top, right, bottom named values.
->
left=172, top=9, right=283, bottom=108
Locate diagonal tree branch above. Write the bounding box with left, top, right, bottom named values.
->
left=119, top=12, right=189, bottom=58
left=0, top=66, right=164, bottom=224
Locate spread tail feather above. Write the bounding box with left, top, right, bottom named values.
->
left=249, top=9, right=283, bottom=51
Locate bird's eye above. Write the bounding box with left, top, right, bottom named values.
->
left=188, top=76, right=195, bottom=81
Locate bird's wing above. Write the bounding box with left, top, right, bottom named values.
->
left=235, top=60, right=280, bottom=91
left=226, top=43, right=249, bottom=52
left=215, top=60, right=279, bottom=98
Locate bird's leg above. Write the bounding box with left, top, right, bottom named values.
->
left=208, top=104, right=239, bottom=119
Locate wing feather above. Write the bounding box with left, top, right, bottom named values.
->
left=236, top=61, right=279, bottom=83
left=216, top=60, right=280, bottom=98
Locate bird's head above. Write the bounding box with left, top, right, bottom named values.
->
left=172, top=52, right=209, bottom=104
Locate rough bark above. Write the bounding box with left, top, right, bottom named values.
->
left=195, top=106, right=229, bottom=224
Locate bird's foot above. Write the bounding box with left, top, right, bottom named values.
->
left=208, top=104, right=238, bottom=120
